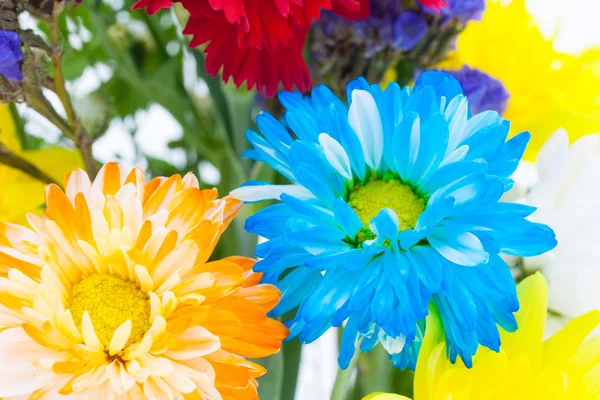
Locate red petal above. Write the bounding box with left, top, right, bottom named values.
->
left=131, top=0, right=172, bottom=14
left=331, top=0, right=369, bottom=20
left=419, top=0, right=449, bottom=13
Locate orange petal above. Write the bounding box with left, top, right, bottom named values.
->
left=193, top=260, right=245, bottom=301
left=144, top=175, right=183, bottom=217
left=235, top=284, right=281, bottom=312
left=45, top=184, right=78, bottom=242
left=217, top=380, right=259, bottom=400
left=201, top=309, right=242, bottom=339
left=220, top=318, right=288, bottom=359
left=73, top=193, right=94, bottom=244
left=95, top=162, right=122, bottom=196
left=223, top=256, right=255, bottom=273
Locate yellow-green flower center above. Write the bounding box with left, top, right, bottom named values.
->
left=348, top=178, right=425, bottom=242
left=69, top=274, right=151, bottom=348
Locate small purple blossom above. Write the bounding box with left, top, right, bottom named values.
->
left=0, top=30, right=23, bottom=81
left=444, top=65, right=510, bottom=115
left=393, top=11, right=429, bottom=52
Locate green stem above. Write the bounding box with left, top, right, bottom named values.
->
left=331, top=354, right=359, bottom=400
left=365, top=346, right=393, bottom=395
left=49, top=1, right=76, bottom=127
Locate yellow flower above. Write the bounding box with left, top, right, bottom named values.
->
left=0, top=162, right=288, bottom=398
left=438, top=0, right=600, bottom=160
left=413, top=272, right=600, bottom=399
left=365, top=273, right=600, bottom=399
left=0, top=105, right=83, bottom=223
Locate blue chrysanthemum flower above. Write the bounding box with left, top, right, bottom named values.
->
left=232, top=71, right=557, bottom=369
left=0, top=30, right=23, bottom=81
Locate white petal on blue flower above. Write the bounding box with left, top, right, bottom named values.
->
left=319, top=133, right=353, bottom=180
left=230, top=184, right=314, bottom=202
left=428, top=227, right=489, bottom=266
left=411, top=114, right=449, bottom=185
left=348, top=90, right=384, bottom=170
left=378, top=331, right=406, bottom=355
left=444, top=95, right=470, bottom=154
left=427, top=173, right=489, bottom=211
left=462, top=110, right=502, bottom=143
left=439, top=144, right=469, bottom=168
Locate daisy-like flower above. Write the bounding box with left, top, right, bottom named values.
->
left=132, top=0, right=369, bottom=97
left=0, top=163, right=288, bottom=398
left=231, top=71, right=556, bottom=369
left=366, top=273, right=600, bottom=399
left=516, top=130, right=600, bottom=333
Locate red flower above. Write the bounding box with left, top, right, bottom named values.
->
left=419, top=0, right=449, bottom=13
left=132, top=0, right=369, bottom=97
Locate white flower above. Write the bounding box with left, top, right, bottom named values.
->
left=517, top=129, right=600, bottom=329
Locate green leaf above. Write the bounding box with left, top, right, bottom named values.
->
left=62, top=52, right=90, bottom=81
left=191, top=50, right=234, bottom=141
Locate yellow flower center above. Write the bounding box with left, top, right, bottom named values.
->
left=69, top=274, right=151, bottom=348
left=348, top=178, right=425, bottom=242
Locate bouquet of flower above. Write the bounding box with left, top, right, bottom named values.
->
left=0, top=0, right=599, bottom=398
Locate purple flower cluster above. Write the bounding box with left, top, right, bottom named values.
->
left=312, top=0, right=486, bottom=61
left=0, top=30, right=23, bottom=81
left=314, top=1, right=428, bottom=58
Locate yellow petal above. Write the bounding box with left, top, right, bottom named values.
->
left=414, top=303, right=445, bottom=400
left=499, top=272, right=547, bottom=369
left=122, top=334, right=153, bottom=361
left=81, top=311, right=104, bottom=352
left=109, top=320, right=132, bottom=355
left=544, top=310, right=600, bottom=369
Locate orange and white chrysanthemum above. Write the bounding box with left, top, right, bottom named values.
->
left=0, top=162, right=288, bottom=399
